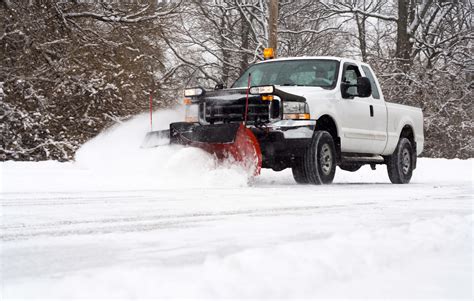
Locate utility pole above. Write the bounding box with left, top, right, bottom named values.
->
left=268, top=0, right=279, bottom=53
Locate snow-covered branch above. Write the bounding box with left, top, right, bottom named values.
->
left=63, top=1, right=182, bottom=23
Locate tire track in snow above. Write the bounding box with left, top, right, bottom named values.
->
left=1, top=204, right=348, bottom=241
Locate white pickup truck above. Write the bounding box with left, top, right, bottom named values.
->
left=149, top=57, right=424, bottom=184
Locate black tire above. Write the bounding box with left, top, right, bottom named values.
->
left=303, top=131, right=336, bottom=185
left=292, top=157, right=309, bottom=184
left=339, top=163, right=362, bottom=172
left=387, top=137, right=414, bottom=184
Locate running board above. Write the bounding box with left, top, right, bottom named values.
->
left=341, top=155, right=385, bottom=163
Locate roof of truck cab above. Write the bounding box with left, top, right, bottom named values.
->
left=255, top=56, right=362, bottom=65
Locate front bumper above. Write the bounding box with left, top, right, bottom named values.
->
left=253, top=120, right=316, bottom=170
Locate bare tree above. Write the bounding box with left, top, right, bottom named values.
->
left=1, top=0, right=180, bottom=160
left=157, top=0, right=347, bottom=89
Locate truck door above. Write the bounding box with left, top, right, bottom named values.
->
left=337, top=63, right=374, bottom=153
left=361, top=65, right=388, bottom=154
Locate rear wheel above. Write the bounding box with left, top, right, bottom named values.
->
left=387, top=137, right=414, bottom=184
left=303, top=131, right=336, bottom=185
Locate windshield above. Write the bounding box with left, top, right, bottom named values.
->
left=232, top=59, right=339, bottom=89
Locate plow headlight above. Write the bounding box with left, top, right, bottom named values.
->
left=250, top=85, right=274, bottom=95
left=283, top=102, right=310, bottom=120
left=184, top=87, right=204, bottom=97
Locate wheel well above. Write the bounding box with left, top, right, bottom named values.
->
left=400, top=125, right=417, bottom=168
left=316, top=115, right=341, bottom=160
left=400, top=125, right=415, bottom=145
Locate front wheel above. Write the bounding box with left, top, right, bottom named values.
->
left=387, top=137, right=415, bottom=184
left=303, top=131, right=336, bottom=185
left=292, top=157, right=309, bottom=184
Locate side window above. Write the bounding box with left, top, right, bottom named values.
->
left=361, top=65, right=380, bottom=99
left=342, top=64, right=361, bottom=96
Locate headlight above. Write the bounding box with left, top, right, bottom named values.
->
left=283, top=102, right=310, bottom=120
left=250, top=85, right=274, bottom=95
left=184, top=87, right=204, bottom=97
left=185, top=104, right=199, bottom=123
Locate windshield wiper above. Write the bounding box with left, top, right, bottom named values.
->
left=281, top=83, right=303, bottom=86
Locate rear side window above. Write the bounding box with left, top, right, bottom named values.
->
left=361, top=65, right=380, bottom=99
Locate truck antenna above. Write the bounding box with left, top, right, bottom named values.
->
left=149, top=91, right=153, bottom=131
left=244, top=73, right=252, bottom=126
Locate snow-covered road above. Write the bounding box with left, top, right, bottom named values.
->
left=1, top=113, right=473, bottom=299
left=2, top=159, right=472, bottom=299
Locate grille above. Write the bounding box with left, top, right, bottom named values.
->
left=203, top=101, right=270, bottom=124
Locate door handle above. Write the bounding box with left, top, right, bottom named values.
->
left=369, top=105, right=374, bottom=117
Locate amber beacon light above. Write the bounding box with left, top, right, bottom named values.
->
left=263, top=48, right=275, bottom=60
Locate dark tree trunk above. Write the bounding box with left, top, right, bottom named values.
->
left=239, top=11, right=250, bottom=74
left=356, top=13, right=368, bottom=62
left=395, top=0, right=413, bottom=71
left=219, top=13, right=229, bottom=86
left=268, top=0, right=279, bottom=52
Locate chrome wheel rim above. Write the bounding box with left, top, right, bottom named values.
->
left=402, top=148, right=411, bottom=174
left=320, top=144, right=333, bottom=175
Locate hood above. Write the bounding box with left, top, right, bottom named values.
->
left=274, top=86, right=336, bottom=100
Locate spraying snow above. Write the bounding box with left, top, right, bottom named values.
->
left=74, top=108, right=250, bottom=190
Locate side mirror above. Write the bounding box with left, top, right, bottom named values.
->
left=357, top=77, right=372, bottom=98
left=341, top=77, right=372, bottom=98
left=341, top=82, right=352, bottom=98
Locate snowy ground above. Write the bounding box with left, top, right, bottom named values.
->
left=1, top=111, right=473, bottom=299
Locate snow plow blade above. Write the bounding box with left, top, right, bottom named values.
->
left=141, top=129, right=170, bottom=148
left=143, top=122, right=262, bottom=175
